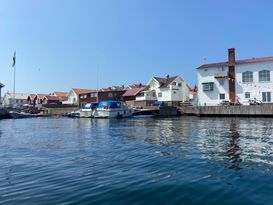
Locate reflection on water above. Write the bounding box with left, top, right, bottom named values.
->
left=1, top=117, right=273, bottom=204
left=196, top=117, right=273, bottom=171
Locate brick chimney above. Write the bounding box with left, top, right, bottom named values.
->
left=228, top=48, right=236, bottom=103
left=228, top=48, right=235, bottom=66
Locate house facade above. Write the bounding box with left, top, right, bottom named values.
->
left=2, top=92, right=30, bottom=108
left=63, top=88, right=95, bottom=106
left=197, top=48, right=273, bottom=106
left=122, top=84, right=146, bottom=101
left=52, top=92, right=68, bottom=103
left=27, top=94, right=47, bottom=108
left=79, top=87, right=126, bottom=107
left=135, top=75, right=191, bottom=106
left=42, top=95, right=62, bottom=105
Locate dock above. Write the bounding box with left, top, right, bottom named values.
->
left=178, top=104, right=273, bottom=117
left=134, top=106, right=179, bottom=117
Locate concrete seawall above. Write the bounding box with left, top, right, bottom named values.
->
left=179, top=104, right=273, bottom=117
left=42, top=107, right=79, bottom=116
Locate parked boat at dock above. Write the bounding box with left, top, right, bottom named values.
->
left=79, top=102, right=98, bottom=118
left=9, top=111, right=47, bottom=119
left=93, top=101, right=134, bottom=118
left=0, top=108, right=12, bottom=119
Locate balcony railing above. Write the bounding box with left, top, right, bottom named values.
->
left=214, top=71, right=229, bottom=79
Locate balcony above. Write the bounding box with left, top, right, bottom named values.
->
left=214, top=71, right=229, bottom=79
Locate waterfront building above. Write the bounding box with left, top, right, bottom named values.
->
left=42, top=95, right=62, bottom=105
left=27, top=94, right=46, bottom=108
left=2, top=92, right=30, bottom=108
left=63, top=88, right=95, bottom=106
left=28, top=93, right=68, bottom=108
left=79, top=86, right=126, bottom=107
left=135, top=75, right=191, bottom=106
left=197, top=48, right=273, bottom=106
left=27, top=94, right=37, bottom=106
left=122, top=84, right=146, bottom=106
left=52, top=92, right=68, bottom=103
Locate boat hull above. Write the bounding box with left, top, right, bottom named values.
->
left=79, top=109, right=94, bottom=118
left=93, top=108, right=134, bottom=118
left=9, top=111, right=43, bottom=119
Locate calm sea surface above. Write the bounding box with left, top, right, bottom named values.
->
left=1, top=116, right=273, bottom=204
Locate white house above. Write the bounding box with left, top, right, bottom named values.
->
left=63, top=88, right=95, bottom=106
left=197, top=48, right=273, bottom=106
left=2, top=92, right=30, bottom=108
left=135, top=75, right=191, bottom=106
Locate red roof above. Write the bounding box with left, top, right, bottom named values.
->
left=197, top=56, right=273, bottom=69
left=72, top=88, right=96, bottom=95
left=54, top=92, right=68, bottom=97
left=154, top=76, right=178, bottom=88
left=43, top=95, right=60, bottom=101
left=122, top=87, right=144, bottom=97
left=28, top=94, right=36, bottom=100
left=36, top=94, right=48, bottom=99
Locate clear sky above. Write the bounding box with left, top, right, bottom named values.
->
left=1, top=0, right=273, bottom=94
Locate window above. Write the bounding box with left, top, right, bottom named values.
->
left=108, top=93, right=113, bottom=97
left=219, top=93, right=225, bottom=100
left=172, top=82, right=177, bottom=86
left=173, top=91, right=177, bottom=94
left=178, top=83, right=182, bottom=87
left=262, top=92, right=271, bottom=102
left=91, top=93, right=97, bottom=98
left=242, top=71, right=253, bottom=83
left=202, top=82, right=214, bottom=91
left=245, top=92, right=250, bottom=99
left=219, top=79, right=224, bottom=85
left=259, top=70, right=270, bottom=82
left=158, top=92, right=162, bottom=97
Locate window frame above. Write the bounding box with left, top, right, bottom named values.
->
left=219, top=93, right=225, bottom=100
left=259, top=70, right=270, bottom=82
left=245, top=92, right=250, bottom=99
left=202, top=82, right=214, bottom=91
left=242, top=71, right=253, bottom=83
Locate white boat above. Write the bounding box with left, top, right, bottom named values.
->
left=67, top=111, right=80, bottom=118
left=93, top=101, right=134, bottom=118
left=79, top=102, right=98, bottom=118
left=9, top=111, right=45, bottom=119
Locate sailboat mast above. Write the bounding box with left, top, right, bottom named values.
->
left=96, top=66, right=98, bottom=103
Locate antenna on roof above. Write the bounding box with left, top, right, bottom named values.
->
left=204, top=58, right=207, bottom=64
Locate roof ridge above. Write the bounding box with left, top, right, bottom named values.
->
left=197, top=55, right=273, bottom=69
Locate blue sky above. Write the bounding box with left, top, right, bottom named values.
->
left=1, top=0, right=273, bottom=94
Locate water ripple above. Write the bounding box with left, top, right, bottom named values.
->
left=1, top=117, right=273, bottom=204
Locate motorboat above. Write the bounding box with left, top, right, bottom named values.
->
left=67, top=111, right=80, bottom=118
left=79, top=102, right=98, bottom=118
left=93, top=101, right=134, bottom=118
left=9, top=111, right=45, bottom=119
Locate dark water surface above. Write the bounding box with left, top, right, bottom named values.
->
left=1, top=116, right=273, bottom=205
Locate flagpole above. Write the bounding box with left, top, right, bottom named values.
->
left=12, top=51, right=16, bottom=103
left=13, top=64, right=16, bottom=100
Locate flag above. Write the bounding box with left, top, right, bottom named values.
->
left=12, top=51, right=16, bottom=67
